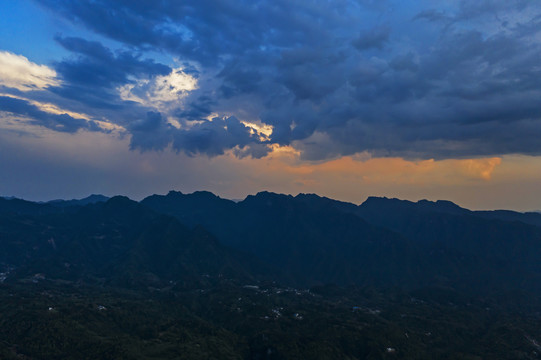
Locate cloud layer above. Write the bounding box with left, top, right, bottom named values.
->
left=0, top=51, right=60, bottom=91
left=2, top=0, right=541, bottom=160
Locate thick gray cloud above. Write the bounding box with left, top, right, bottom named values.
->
left=128, top=112, right=268, bottom=158
left=352, top=26, right=390, bottom=51
left=27, top=0, right=541, bottom=160
left=172, top=116, right=266, bottom=158
left=51, top=36, right=171, bottom=109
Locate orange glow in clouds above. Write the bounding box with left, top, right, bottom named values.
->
left=260, top=145, right=502, bottom=186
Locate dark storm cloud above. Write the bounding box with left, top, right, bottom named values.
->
left=218, top=64, right=263, bottom=99
left=24, top=36, right=267, bottom=157
left=51, top=36, right=170, bottom=109
left=55, top=37, right=171, bottom=86
left=176, top=96, right=215, bottom=121
left=352, top=26, right=390, bottom=51
left=413, top=10, right=452, bottom=23
left=455, top=0, right=532, bottom=20
left=128, top=112, right=268, bottom=158
left=32, top=0, right=541, bottom=160
left=0, top=96, right=99, bottom=133
left=172, top=116, right=266, bottom=158
left=128, top=111, right=172, bottom=151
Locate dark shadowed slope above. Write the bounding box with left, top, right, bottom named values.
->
left=141, top=191, right=541, bottom=293
left=0, top=196, right=264, bottom=288
left=0, top=197, right=62, bottom=216
left=3, top=191, right=541, bottom=294
left=143, top=191, right=425, bottom=287
left=355, top=197, right=541, bottom=292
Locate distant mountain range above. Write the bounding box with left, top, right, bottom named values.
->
left=1, top=191, right=541, bottom=296
left=45, top=194, right=110, bottom=207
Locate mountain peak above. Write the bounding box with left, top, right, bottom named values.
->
left=166, top=190, right=184, bottom=197
left=105, top=195, right=137, bottom=207
left=244, top=191, right=293, bottom=203
left=417, top=199, right=469, bottom=214
left=190, top=190, right=220, bottom=199
left=361, top=196, right=406, bottom=206
left=164, top=190, right=222, bottom=201
left=360, top=196, right=468, bottom=215
left=45, top=194, right=109, bottom=207
left=253, top=191, right=293, bottom=198
left=295, top=193, right=323, bottom=200
left=78, top=194, right=109, bottom=204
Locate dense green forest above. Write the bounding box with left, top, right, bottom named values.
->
left=2, top=281, right=541, bottom=359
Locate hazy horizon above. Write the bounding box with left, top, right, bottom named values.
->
left=3, top=188, right=541, bottom=213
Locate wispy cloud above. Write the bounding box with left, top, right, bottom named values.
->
left=0, top=95, right=100, bottom=133
left=0, top=51, right=60, bottom=91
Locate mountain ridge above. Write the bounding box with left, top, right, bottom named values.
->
left=2, top=190, right=541, bottom=295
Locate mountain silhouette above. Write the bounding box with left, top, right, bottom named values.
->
left=46, top=194, right=110, bottom=207
left=142, top=191, right=541, bottom=293
left=0, top=196, right=262, bottom=288
left=2, top=191, right=541, bottom=295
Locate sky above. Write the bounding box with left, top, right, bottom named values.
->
left=1, top=0, right=541, bottom=211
